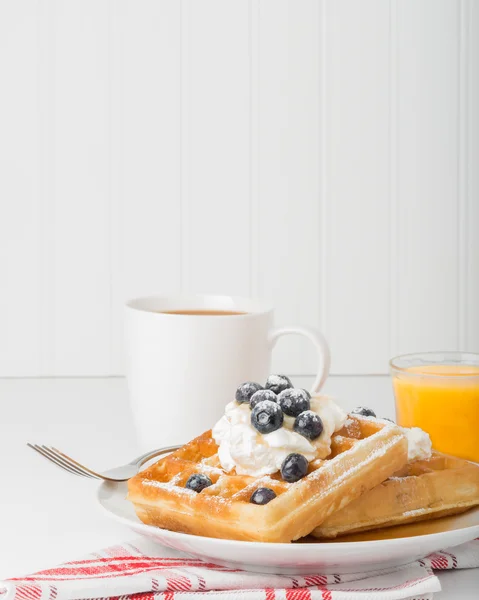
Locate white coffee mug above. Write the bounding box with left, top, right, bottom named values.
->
left=125, top=294, right=330, bottom=449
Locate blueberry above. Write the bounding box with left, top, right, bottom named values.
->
left=383, top=417, right=395, bottom=423
left=250, top=389, right=277, bottom=409
left=293, top=410, right=324, bottom=440
left=265, top=374, right=293, bottom=395
left=235, top=381, right=263, bottom=404
left=277, top=388, right=310, bottom=417
left=185, top=473, right=212, bottom=493
left=250, top=487, right=277, bottom=505
left=280, top=453, right=309, bottom=483
left=251, top=400, right=284, bottom=434
left=351, top=406, right=377, bottom=418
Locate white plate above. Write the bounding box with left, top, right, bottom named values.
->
left=97, top=481, right=479, bottom=574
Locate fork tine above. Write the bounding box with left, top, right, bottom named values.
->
left=40, top=446, right=99, bottom=480
left=32, top=445, right=92, bottom=478
left=49, top=446, right=101, bottom=479
left=27, top=444, right=94, bottom=479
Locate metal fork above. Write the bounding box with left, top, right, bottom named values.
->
left=27, top=443, right=181, bottom=481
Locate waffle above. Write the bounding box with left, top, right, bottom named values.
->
left=312, top=453, right=479, bottom=539
left=127, top=416, right=408, bottom=543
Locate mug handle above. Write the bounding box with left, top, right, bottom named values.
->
left=269, top=326, right=331, bottom=394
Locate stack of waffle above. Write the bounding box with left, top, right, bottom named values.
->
left=128, top=412, right=479, bottom=542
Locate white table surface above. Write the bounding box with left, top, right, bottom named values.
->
left=0, top=377, right=477, bottom=597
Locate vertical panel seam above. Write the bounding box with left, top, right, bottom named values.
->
left=36, top=0, right=45, bottom=375
left=112, top=1, right=125, bottom=375
left=467, top=0, right=476, bottom=352
left=107, top=0, right=113, bottom=374
left=248, top=0, right=254, bottom=296
left=256, top=0, right=260, bottom=301
left=320, top=0, right=328, bottom=348
left=179, top=0, right=184, bottom=291
left=389, top=0, right=398, bottom=360
left=37, top=0, right=56, bottom=375
left=180, top=0, right=188, bottom=292
left=249, top=0, right=259, bottom=299
left=107, top=0, right=123, bottom=374
left=458, top=0, right=469, bottom=349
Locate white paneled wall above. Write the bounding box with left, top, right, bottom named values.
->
left=256, top=0, right=322, bottom=375
left=396, top=0, right=460, bottom=355
left=324, top=0, right=391, bottom=374
left=109, top=0, right=183, bottom=374
left=1, top=0, right=478, bottom=377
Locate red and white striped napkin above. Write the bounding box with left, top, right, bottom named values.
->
left=1, top=537, right=478, bottom=600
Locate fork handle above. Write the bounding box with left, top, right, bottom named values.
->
left=131, top=445, right=181, bottom=468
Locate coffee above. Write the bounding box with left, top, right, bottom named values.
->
left=161, top=309, right=247, bottom=316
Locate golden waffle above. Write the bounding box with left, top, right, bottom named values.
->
left=312, top=453, right=479, bottom=539
left=127, top=416, right=408, bottom=543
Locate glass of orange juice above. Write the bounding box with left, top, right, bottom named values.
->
left=391, top=352, right=479, bottom=463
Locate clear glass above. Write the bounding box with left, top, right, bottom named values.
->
left=390, top=352, right=479, bottom=462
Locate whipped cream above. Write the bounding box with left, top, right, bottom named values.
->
left=403, top=426, right=432, bottom=461
left=212, top=395, right=347, bottom=477
left=351, top=412, right=433, bottom=462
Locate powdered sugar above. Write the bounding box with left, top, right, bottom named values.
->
left=266, top=374, right=287, bottom=386
left=402, top=508, right=429, bottom=517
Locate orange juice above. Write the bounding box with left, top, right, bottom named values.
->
left=393, top=365, right=479, bottom=462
